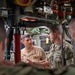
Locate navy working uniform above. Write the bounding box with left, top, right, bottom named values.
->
left=47, top=40, right=73, bottom=69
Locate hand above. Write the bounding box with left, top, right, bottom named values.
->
left=26, top=59, right=34, bottom=65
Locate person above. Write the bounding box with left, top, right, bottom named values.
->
left=54, top=18, right=75, bottom=75
left=0, top=16, right=13, bottom=66
left=21, top=33, right=48, bottom=68
left=47, top=25, right=73, bottom=69
left=57, top=18, right=75, bottom=75
left=69, top=18, right=75, bottom=41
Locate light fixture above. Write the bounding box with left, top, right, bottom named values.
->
left=20, top=17, right=37, bottom=21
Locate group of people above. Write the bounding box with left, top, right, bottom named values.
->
left=20, top=24, right=73, bottom=69
left=0, top=16, right=75, bottom=75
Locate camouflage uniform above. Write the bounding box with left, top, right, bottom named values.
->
left=56, top=65, right=75, bottom=75
left=47, top=40, right=73, bottom=69
left=0, top=62, right=54, bottom=75
left=0, top=61, right=75, bottom=75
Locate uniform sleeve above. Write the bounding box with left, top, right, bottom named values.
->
left=21, top=50, right=23, bottom=61
left=21, top=48, right=25, bottom=62
left=64, top=43, right=73, bottom=60
left=38, top=47, right=46, bottom=60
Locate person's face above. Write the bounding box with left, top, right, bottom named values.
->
left=69, top=25, right=75, bottom=41
left=23, top=37, right=33, bottom=48
left=49, top=31, right=57, bottom=42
